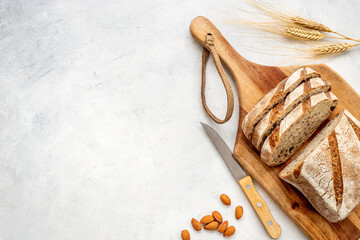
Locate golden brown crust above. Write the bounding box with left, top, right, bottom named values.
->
left=301, top=81, right=312, bottom=112
left=252, top=77, right=331, bottom=150
left=269, top=125, right=280, bottom=151
left=261, top=92, right=337, bottom=166
left=279, top=111, right=360, bottom=222
left=301, top=97, right=312, bottom=112
left=325, top=91, right=331, bottom=99
left=300, top=67, right=307, bottom=78
left=269, top=78, right=286, bottom=103
left=346, top=116, right=360, bottom=141
left=269, top=102, right=284, bottom=125
left=241, top=67, right=320, bottom=142
left=293, top=162, right=303, bottom=179
left=303, top=79, right=311, bottom=93
left=328, top=130, right=343, bottom=206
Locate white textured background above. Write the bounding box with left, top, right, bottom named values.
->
left=0, top=0, right=360, bottom=239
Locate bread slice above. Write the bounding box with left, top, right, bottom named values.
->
left=261, top=92, right=338, bottom=166
left=252, top=77, right=331, bottom=150
left=242, top=67, right=320, bottom=141
left=279, top=110, right=360, bottom=222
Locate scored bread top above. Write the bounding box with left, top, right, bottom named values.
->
left=252, top=77, right=331, bottom=150
left=279, top=92, right=337, bottom=136
left=260, top=92, right=338, bottom=166
left=242, top=67, right=320, bottom=141
left=279, top=111, right=360, bottom=222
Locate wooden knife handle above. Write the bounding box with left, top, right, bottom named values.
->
left=238, top=175, right=281, bottom=239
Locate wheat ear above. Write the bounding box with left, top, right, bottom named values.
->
left=290, top=16, right=360, bottom=42
left=290, top=17, right=331, bottom=32
left=311, top=43, right=359, bottom=55
left=285, top=27, right=325, bottom=40
left=246, top=0, right=360, bottom=42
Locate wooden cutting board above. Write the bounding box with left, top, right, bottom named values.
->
left=190, top=16, right=360, bottom=240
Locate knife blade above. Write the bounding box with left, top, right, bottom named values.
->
left=201, top=122, right=281, bottom=239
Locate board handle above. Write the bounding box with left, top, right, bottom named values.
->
left=239, top=175, right=281, bottom=239
left=190, top=16, right=251, bottom=76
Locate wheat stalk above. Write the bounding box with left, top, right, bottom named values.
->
left=310, top=43, right=359, bottom=55
left=285, top=27, right=325, bottom=40
left=232, top=21, right=336, bottom=41
left=231, top=0, right=360, bottom=60
left=290, top=16, right=360, bottom=42
left=244, top=0, right=360, bottom=42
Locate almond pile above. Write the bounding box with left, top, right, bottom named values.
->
left=181, top=194, right=244, bottom=239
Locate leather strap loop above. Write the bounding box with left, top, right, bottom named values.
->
left=201, top=33, right=234, bottom=124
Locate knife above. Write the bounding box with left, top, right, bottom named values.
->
left=201, top=122, right=281, bottom=239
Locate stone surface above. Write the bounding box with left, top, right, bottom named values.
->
left=0, top=0, right=359, bottom=239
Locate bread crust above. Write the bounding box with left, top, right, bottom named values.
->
left=279, top=111, right=360, bottom=222
left=252, top=77, right=331, bottom=150
left=261, top=92, right=338, bottom=166
left=242, top=67, right=320, bottom=141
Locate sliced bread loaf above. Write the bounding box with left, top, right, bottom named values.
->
left=252, top=77, right=331, bottom=150
left=279, top=110, right=360, bottom=222
left=242, top=67, right=320, bottom=141
left=260, top=92, right=338, bottom=166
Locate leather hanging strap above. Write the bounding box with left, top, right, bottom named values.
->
left=201, top=33, right=234, bottom=124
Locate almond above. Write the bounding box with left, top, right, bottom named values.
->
left=200, top=215, right=214, bottom=224
left=191, top=218, right=202, bottom=231
left=220, top=194, right=231, bottom=205
left=212, top=211, right=223, bottom=223
left=223, top=226, right=236, bottom=237
left=204, top=221, right=219, bottom=230
left=217, top=220, right=228, bottom=233
left=181, top=230, right=190, bottom=240
left=235, top=205, right=243, bottom=219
